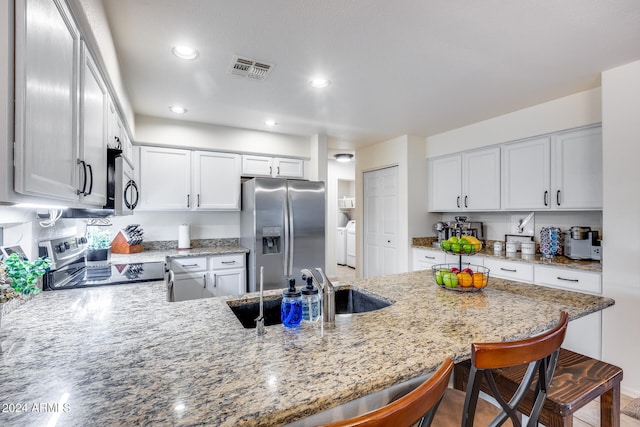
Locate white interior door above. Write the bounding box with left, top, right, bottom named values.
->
left=364, top=166, right=399, bottom=278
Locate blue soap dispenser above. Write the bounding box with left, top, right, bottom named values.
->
left=281, top=278, right=302, bottom=328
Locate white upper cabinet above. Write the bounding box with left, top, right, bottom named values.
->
left=192, top=151, right=241, bottom=210
left=78, top=42, right=107, bottom=206
left=14, top=0, right=80, bottom=203
left=139, top=146, right=241, bottom=211
left=502, top=136, right=551, bottom=210
left=241, top=155, right=304, bottom=178
left=139, top=146, right=191, bottom=210
left=429, top=154, right=462, bottom=211
left=429, top=147, right=500, bottom=211
left=461, top=147, right=500, bottom=210
left=502, top=125, right=602, bottom=211
left=552, top=126, right=603, bottom=209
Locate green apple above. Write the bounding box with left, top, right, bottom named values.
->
left=434, top=268, right=448, bottom=285
left=441, top=241, right=451, bottom=251
left=449, top=236, right=459, bottom=244
left=443, top=272, right=459, bottom=288
left=450, top=243, right=461, bottom=253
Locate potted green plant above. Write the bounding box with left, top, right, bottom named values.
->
left=2, top=253, right=51, bottom=295
left=0, top=253, right=51, bottom=328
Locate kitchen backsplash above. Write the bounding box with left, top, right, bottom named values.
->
left=439, top=210, right=603, bottom=242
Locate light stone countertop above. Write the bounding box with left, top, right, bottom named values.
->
left=0, top=271, right=613, bottom=426
left=111, top=246, right=250, bottom=264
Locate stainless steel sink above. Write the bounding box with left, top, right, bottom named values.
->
left=227, top=287, right=392, bottom=329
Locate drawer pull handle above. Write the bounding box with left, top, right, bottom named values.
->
left=203, top=274, right=207, bottom=288
left=424, top=255, right=435, bottom=260
left=221, top=261, right=236, bottom=264
left=557, top=276, right=579, bottom=282
left=181, top=264, right=200, bottom=268
left=500, top=268, right=517, bottom=272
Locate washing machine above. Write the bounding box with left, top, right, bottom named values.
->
left=336, top=227, right=347, bottom=265
left=346, top=220, right=356, bottom=268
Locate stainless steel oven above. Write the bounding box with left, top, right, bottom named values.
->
left=39, top=236, right=163, bottom=290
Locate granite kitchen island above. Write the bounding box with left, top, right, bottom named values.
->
left=0, top=270, right=614, bottom=426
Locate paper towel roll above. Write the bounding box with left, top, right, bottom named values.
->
left=178, top=224, right=191, bottom=249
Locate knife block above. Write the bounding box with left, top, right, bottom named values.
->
left=111, top=231, right=143, bottom=254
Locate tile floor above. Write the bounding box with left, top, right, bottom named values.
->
left=334, top=264, right=356, bottom=284
left=573, top=394, right=640, bottom=427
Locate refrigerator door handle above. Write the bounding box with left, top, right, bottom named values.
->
left=287, top=189, right=295, bottom=276
left=283, top=193, right=290, bottom=276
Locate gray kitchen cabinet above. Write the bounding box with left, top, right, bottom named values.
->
left=428, top=146, right=500, bottom=211
left=241, top=154, right=304, bottom=178
left=14, top=0, right=80, bottom=203
left=138, top=146, right=240, bottom=211
left=502, top=125, right=602, bottom=211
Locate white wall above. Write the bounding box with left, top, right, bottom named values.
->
left=426, top=88, right=602, bottom=158
left=601, top=60, right=640, bottom=396
left=356, top=135, right=437, bottom=276
left=135, top=115, right=310, bottom=158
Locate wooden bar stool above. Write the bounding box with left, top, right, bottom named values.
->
left=453, top=347, right=624, bottom=426
left=320, top=358, right=454, bottom=427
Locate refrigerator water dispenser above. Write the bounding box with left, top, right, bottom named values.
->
left=262, top=226, right=282, bottom=254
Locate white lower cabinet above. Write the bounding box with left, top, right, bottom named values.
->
left=206, top=254, right=246, bottom=297
left=412, top=248, right=446, bottom=271
left=173, top=272, right=211, bottom=302
left=483, top=258, right=534, bottom=282
left=533, top=265, right=602, bottom=359
left=169, top=254, right=246, bottom=302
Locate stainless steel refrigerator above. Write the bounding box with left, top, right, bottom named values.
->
left=241, top=178, right=325, bottom=292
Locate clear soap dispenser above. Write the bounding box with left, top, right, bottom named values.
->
left=281, top=278, right=302, bottom=328
left=301, top=275, right=321, bottom=323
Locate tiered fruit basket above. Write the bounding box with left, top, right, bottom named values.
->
left=431, top=263, right=489, bottom=292
left=434, top=234, right=490, bottom=292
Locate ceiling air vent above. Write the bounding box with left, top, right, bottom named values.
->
left=228, top=55, right=274, bottom=81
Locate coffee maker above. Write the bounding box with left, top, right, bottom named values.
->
left=447, top=216, right=485, bottom=242
left=563, top=226, right=601, bottom=260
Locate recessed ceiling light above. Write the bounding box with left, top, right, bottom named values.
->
left=264, top=120, right=277, bottom=127
left=168, top=105, right=187, bottom=114
left=310, top=78, right=331, bottom=88
left=334, top=153, right=354, bottom=162
left=172, top=45, right=199, bottom=60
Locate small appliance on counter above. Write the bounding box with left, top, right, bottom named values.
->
left=564, top=226, right=602, bottom=261
left=434, top=222, right=449, bottom=243
left=447, top=216, right=485, bottom=242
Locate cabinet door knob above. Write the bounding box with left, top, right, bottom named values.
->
left=187, top=194, right=190, bottom=208
left=456, top=196, right=461, bottom=208
left=556, top=190, right=561, bottom=206
left=464, top=195, right=468, bottom=208
left=544, top=190, right=549, bottom=206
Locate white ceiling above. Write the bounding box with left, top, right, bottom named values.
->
left=100, top=0, right=640, bottom=149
